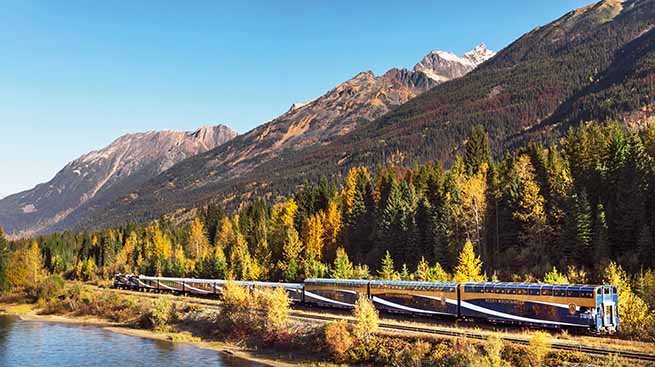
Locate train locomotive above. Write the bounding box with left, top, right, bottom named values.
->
left=114, top=274, right=619, bottom=334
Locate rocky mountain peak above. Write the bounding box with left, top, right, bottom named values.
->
left=463, top=43, right=496, bottom=65
left=413, top=43, right=495, bottom=82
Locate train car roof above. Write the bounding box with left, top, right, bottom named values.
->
left=461, top=282, right=601, bottom=291
left=305, top=278, right=370, bottom=285
left=249, top=281, right=303, bottom=288
left=139, top=275, right=224, bottom=284
left=139, top=276, right=303, bottom=288
left=369, top=280, right=459, bottom=287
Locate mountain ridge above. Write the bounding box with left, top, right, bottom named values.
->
left=0, top=124, right=237, bottom=238
left=83, top=0, right=655, bottom=231
left=66, top=44, right=493, bottom=230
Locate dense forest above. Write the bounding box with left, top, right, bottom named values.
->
left=1, top=122, right=654, bottom=280
left=2, top=122, right=655, bottom=336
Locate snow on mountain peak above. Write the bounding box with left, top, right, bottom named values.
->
left=463, top=43, right=496, bottom=65
left=413, top=43, right=495, bottom=82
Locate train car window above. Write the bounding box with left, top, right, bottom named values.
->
left=604, top=288, right=610, bottom=294
left=567, top=290, right=580, bottom=297
left=541, top=288, right=552, bottom=296
left=529, top=288, right=540, bottom=296
left=612, top=287, right=617, bottom=294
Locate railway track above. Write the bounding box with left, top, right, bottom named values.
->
left=103, top=286, right=655, bottom=362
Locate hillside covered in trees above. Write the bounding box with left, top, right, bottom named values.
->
left=85, top=0, right=655, bottom=231
left=6, top=122, right=655, bottom=277
left=2, top=122, right=655, bottom=337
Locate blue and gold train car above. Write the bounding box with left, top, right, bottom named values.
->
left=369, top=280, right=459, bottom=317
left=459, top=283, right=619, bottom=333
left=304, top=278, right=369, bottom=308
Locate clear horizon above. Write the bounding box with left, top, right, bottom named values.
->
left=0, top=0, right=590, bottom=196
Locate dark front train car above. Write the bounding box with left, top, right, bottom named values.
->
left=459, top=283, right=602, bottom=331
left=303, top=278, right=369, bottom=308
left=113, top=274, right=130, bottom=289
left=369, top=280, right=459, bottom=317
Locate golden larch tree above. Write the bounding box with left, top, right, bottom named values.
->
left=303, top=212, right=325, bottom=261
left=185, top=217, right=209, bottom=260
left=453, top=240, right=485, bottom=283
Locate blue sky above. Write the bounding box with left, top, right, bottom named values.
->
left=0, top=0, right=591, bottom=196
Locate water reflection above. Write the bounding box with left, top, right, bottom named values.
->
left=0, top=315, right=263, bottom=367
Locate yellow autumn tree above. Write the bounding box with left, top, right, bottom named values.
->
left=269, top=199, right=298, bottom=262
left=512, top=154, right=550, bottom=266
left=6, top=241, right=45, bottom=289
left=342, top=166, right=370, bottom=215
left=453, top=240, right=486, bottom=283
left=185, top=217, right=209, bottom=260
left=353, top=295, right=378, bottom=342
left=170, top=245, right=188, bottom=277
left=230, top=232, right=254, bottom=280
left=453, top=163, right=488, bottom=248
left=331, top=247, right=354, bottom=279
left=116, top=230, right=138, bottom=273
left=280, top=226, right=303, bottom=282
left=322, top=200, right=342, bottom=260
left=303, top=213, right=325, bottom=261
left=215, top=216, right=235, bottom=249
left=152, top=226, right=172, bottom=260
left=603, top=261, right=654, bottom=337
left=513, top=155, right=547, bottom=223
left=415, top=257, right=431, bottom=282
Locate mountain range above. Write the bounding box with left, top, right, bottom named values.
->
left=86, top=0, right=654, bottom=232
left=0, top=125, right=237, bottom=238
left=6, top=0, right=654, bottom=238
left=0, top=44, right=494, bottom=237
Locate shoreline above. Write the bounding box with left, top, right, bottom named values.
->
left=0, top=303, right=301, bottom=367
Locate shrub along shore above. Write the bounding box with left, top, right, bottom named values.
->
left=0, top=279, right=652, bottom=367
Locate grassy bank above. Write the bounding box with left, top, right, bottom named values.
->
left=0, top=279, right=652, bottom=367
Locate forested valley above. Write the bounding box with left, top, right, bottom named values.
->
left=1, top=121, right=654, bottom=337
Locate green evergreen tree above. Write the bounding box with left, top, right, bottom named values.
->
left=562, top=191, right=592, bottom=267
left=464, top=124, right=491, bottom=176
left=342, top=167, right=375, bottom=264
left=592, top=203, right=610, bottom=266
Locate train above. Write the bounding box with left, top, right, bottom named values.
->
left=113, top=274, right=619, bottom=334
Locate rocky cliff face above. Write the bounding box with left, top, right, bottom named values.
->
left=0, top=125, right=237, bottom=237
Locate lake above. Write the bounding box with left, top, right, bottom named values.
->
left=0, top=315, right=264, bottom=367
